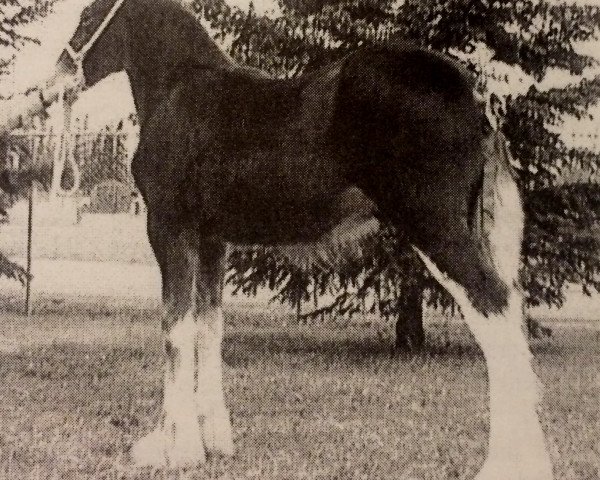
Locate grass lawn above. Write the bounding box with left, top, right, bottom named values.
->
left=0, top=300, right=598, bottom=479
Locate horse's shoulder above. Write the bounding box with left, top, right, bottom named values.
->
left=151, top=69, right=226, bottom=132
left=138, top=76, right=221, bottom=157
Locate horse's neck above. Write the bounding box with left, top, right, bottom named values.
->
left=126, top=71, right=167, bottom=127
left=125, top=1, right=234, bottom=126
left=127, top=60, right=233, bottom=128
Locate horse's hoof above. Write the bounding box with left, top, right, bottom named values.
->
left=129, top=425, right=206, bottom=469
left=201, top=408, right=235, bottom=456
left=475, top=456, right=553, bottom=480
left=129, top=429, right=167, bottom=468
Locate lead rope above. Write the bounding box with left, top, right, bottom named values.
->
left=50, top=85, right=81, bottom=197
left=48, top=0, right=127, bottom=196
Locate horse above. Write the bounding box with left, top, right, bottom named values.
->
left=0, top=0, right=553, bottom=478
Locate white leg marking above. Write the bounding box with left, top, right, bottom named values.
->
left=415, top=251, right=553, bottom=480
left=416, top=168, right=553, bottom=477
left=131, top=306, right=233, bottom=468
left=195, top=307, right=233, bottom=455
left=131, top=311, right=206, bottom=468
left=487, top=172, right=524, bottom=287
left=416, top=170, right=552, bottom=478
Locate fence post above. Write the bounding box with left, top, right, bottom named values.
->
left=25, top=122, right=42, bottom=317
left=24, top=92, right=70, bottom=316
left=25, top=174, right=34, bottom=316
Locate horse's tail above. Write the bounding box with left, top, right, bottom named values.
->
left=473, top=131, right=524, bottom=287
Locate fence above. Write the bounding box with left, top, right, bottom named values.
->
left=5, top=115, right=139, bottom=314
left=9, top=124, right=132, bottom=194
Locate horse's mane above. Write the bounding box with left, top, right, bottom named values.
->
left=128, top=0, right=233, bottom=71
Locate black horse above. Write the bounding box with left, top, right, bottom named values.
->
left=0, top=1, right=553, bottom=478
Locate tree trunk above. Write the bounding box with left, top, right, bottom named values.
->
left=395, top=284, right=425, bottom=352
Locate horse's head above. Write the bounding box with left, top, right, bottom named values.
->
left=57, top=0, right=129, bottom=90
left=56, top=0, right=230, bottom=122
left=0, top=0, right=130, bottom=156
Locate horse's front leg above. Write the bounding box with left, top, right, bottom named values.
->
left=131, top=232, right=232, bottom=468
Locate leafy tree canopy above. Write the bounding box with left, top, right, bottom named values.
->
left=0, top=0, right=56, bottom=74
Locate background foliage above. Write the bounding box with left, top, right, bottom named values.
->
left=0, top=0, right=56, bottom=74
left=192, top=0, right=600, bottom=320
left=0, top=0, right=56, bottom=283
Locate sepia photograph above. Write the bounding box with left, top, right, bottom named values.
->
left=0, top=0, right=598, bottom=478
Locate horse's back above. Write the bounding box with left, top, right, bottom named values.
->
left=134, top=63, right=361, bottom=244
left=135, top=43, right=486, bottom=247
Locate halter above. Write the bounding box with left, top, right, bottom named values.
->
left=63, top=0, right=127, bottom=84
left=45, top=0, right=127, bottom=198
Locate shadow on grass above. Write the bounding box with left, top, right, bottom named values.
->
left=2, top=292, right=593, bottom=366
left=222, top=325, right=488, bottom=369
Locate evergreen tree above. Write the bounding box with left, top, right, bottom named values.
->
left=0, top=0, right=55, bottom=71
left=192, top=0, right=600, bottom=347
left=0, top=0, right=56, bottom=284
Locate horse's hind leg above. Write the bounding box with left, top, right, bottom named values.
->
left=131, top=225, right=232, bottom=468
left=412, top=181, right=553, bottom=479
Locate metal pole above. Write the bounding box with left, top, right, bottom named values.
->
left=25, top=179, right=34, bottom=316
left=24, top=119, right=43, bottom=316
